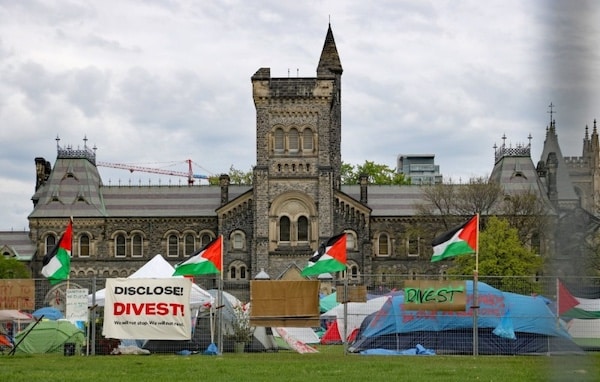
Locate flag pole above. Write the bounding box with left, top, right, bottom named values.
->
left=555, top=278, right=560, bottom=329
left=472, top=214, right=480, bottom=356
left=343, top=265, right=349, bottom=355
left=67, top=217, right=73, bottom=290
left=217, top=235, right=224, bottom=355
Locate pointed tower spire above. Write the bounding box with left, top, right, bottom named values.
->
left=592, top=119, right=599, bottom=167
left=317, top=24, right=343, bottom=77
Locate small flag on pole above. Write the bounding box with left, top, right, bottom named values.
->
left=301, top=233, right=347, bottom=277
left=41, top=218, right=73, bottom=285
left=173, top=235, right=223, bottom=276
left=557, top=279, right=579, bottom=315
left=431, top=215, right=478, bottom=262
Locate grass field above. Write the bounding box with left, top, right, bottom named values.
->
left=2, top=346, right=599, bottom=382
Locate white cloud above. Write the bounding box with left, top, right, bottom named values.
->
left=0, top=0, right=599, bottom=229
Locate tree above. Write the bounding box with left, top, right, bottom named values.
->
left=208, top=165, right=253, bottom=185
left=499, top=190, right=550, bottom=249
left=227, top=165, right=253, bottom=185
left=454, top=177, right=503, bottom=216
left=449, top=216, right=542, bottom=294
left=0, top=256, right=30, bottom=279
left=341, top=160, right=410, bottom=185
left=416, top=177, right=502, bottom=230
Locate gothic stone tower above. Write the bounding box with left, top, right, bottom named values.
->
left=251, top=25, right=343, bottom=278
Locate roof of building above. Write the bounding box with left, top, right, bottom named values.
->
left=0, top=231, right=35, bottom=260
left=317, top=24, right=343, bottom=76
left=342, top=185, right=427, bottom=216
left=539, top=122, right=579, bottom=203
left=29, top=149, right=251, bottom=220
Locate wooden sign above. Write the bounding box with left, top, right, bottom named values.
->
left=403, top=280, right=467, bottom=311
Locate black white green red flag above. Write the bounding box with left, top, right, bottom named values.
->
left=431, top=215, right=478, bottom=262
left=173, top=235, right=222, bottom=276
left=301, top=233, right=347, bottom=277
left=41, top=218, right=73, bottom=285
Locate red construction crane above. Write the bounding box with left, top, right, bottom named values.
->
left=97, top=159, right=210, bottom=185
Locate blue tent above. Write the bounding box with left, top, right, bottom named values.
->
left=32, top=307, right=64, bottom=321
left=349, top=281, right=583, bottom=355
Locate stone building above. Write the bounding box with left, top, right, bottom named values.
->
left=7, top=25, right=598, bottom=293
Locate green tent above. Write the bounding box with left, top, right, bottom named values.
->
left=14, top=320, right=85, bottom=354
left=320, top=292, right=339, bottom=313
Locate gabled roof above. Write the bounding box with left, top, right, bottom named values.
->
left=0, top=231, right=35, bottom=260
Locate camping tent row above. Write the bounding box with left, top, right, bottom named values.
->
left=345, top=281, right=583, bottom=355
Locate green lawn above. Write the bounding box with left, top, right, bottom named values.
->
left=2, top=346, right=599, bottom=382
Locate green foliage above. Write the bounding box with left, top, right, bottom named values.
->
left=0, top=255, right=30, bottom=278
left=449, top=216, right=542, bottom=294
left=208, top=165, right=253, bottom=185
left=341, top=160, right=410, bottom=185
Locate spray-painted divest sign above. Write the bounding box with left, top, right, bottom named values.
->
left=103, top=278, right=191, bottom=340
left=403, top=280, right=467, bottom=311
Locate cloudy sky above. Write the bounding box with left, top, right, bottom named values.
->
left=1, top=1, right=599, bottom=231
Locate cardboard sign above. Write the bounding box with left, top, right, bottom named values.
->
left=0, top=279, right=35, bottom=310
left=403, top=280, right=467, bottom=311
left=250, top=280, right=320, bottom=327
left=336, top=284, right=368, bottom=303
left=66, top=288, right=89, bottom=329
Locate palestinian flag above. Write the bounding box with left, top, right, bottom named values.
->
left=301, top=233, right=347, bottom=277
left=173, top=235, right=222, bottom=276
left=558, top=280, right=600, bottom=319
left=41, top=219, right=73, bottom=285
left=557, top=279, right=580, bottom=315
left=431, top=215, right=478, bottom=262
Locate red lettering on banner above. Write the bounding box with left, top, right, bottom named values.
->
left=113, top=302, right=185, bottom=316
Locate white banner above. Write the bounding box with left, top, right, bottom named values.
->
left=103, top=278, right=192, bottom=340
left=66, top=288, right=89, bottom=329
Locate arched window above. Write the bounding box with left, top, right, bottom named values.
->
left=349, top=264, right=359, bottom=280
left=279, top=216, right=291, bottom=242
left=45, top=235, right=56, bottom=255
left=288, top=128, right=299, bottom=153
left=167, top=235, right=179, bottom=258
left=200, top=233, right=213, bottom=248
left=115, top=234, right=126, bottom=257
left=274, top=128, right=284, bottom=152
left=231, top=231, right=245, bottom=250
left=378, top=233, right=390, bottom=256
left=79, top=234, right=90, bottom=257
left=407, top=236, right=419, bottom=257
left=345, top=231, right=356, bottom=251
left=302, top=128, right=313, bottom=152
left=184, top=234, right=195, bottom=257
left=228, top=260, right=248, bottom=281
left=131, top=234, right=143, bottom=257
left=297, top=216, right=308, bottom=242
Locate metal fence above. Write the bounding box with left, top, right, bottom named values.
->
left=3, top=275, right=599, bottom=356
